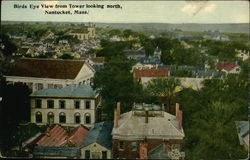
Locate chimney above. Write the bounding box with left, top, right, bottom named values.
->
left=176, top=103, right=183, bottom=129
left=175, top=103, right=179, bottom=117
left=114, top=108, right=118, bottom=128
left=117, top=102, right=121, bottom=121
left=115, top=102, right=121, bottom=128
left=178, top=111, right=183, bottom=129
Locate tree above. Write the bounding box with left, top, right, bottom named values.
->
left=185, top=102, right=248, bottom=159
left=171, top=69, right=193, bottom=77
left=145, top=78, right=180, bottom=113
left=0, top=79, right=32, bottom=153
left=93, top=56, right=142, bottom=120
left=59, top=53, right=74, bottom=59
left=0, top=34, right=18, bottom=56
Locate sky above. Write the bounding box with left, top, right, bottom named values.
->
left=1, top=0, right=249, bottom=23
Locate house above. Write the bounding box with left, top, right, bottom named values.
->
left=123, top=48, right=146, bottom=60
left=235, top=121, right=249, bottom=150
left=235, top=49, right=249, bottom=61
left=176, top=77, right=205, bottom=91
left=133, top=67, right=169, bottom=84
left=30, top=84, right=101, bottom=128
left=35, top=124, right=89, bottom=147
left=4, top=58, right=95, bottom=92
left=112, top=102, right=185, bottom=159
left=31, top=124, right=89, bottom=158
left=81, top=121, right=113, bottom=159
left=216, top=61, right=241, bottom=74
left=87, top=57, right=105, bottom=70
left=69, top=25, right=95, bottom=40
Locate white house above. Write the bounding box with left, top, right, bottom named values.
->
left=4, top=58, right=95, bottom=92
left=235, top=49, right=250, bottom=61
left=30, top=84, right=101, bottom=128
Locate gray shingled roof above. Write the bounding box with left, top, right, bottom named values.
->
left=31, top=85, right=97, bottom=98
left=82, top=121, right=113, bottom=149
left=33, top=146, right=80, bottom=157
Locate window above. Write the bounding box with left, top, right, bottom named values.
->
left=47, top=100, right=54, bottom=108
left=59, top=112, right=66, bottom=123
left=131, top=142, right=138, bottom=151
left=119, top=141, right=125, bottom=150
left=102, top=151, right=107, bottom=159
left=48, top=84, right=53, bottom=89
left=35, top=99, right=42, bottom=108
left=85, top=150, right=90, bottom=159
left=47, top=112, right=54, bottom=124
left=75, top=100, right=80, bottom=109
left=54, top=84, right=63, bottom=89
left=85, top=101, right=91, bottom=109
left=35, top=112, right=42, bottom=123
left=59, top=100, right=65, bottom=109
left=75, top=113, right=81, bottom=124
left=36, top=83, right=43, bottom=90
left=85, top=113, right=91, bottom=124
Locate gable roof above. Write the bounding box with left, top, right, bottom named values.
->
left=68, top=125, right=89, bottom=147
left=30, top=84, right=97, bottom=98
left=36, top=125, right=68, bottom=146
left=7, top=58, right=85, bottom=79
left=83, top=121, right=113, bottom=149
left=36, top=124, right=89, bottom=147
left=216, top=61, right=238, bottom=72
left=70, top=28, right=89, bottom=34
left=33, top=146, right=80, bottom=157
left=134, top=67, right=169, bottom=79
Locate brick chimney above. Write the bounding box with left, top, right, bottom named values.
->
left=115, top=102, right=121, bottom=128
left=114, top=108, right=117, bottom=128
left=178, top=110, right=183, bottom=129
left=176, top=103, right=179, bottom=117
left=176, top=103, right=183, bottom=129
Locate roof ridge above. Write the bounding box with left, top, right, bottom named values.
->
left=169, top=119, right=185, bottom=137
left=21, top=57, right=85, bottom=62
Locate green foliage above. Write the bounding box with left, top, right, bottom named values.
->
left=0, top=34, right=18, bottom=56
left=145, top=78, right=180, bottom=113
left=177, top=74, right=248, bottom=159
left=93, top=56, right=142, bottom=120
left=59, top=53, right=74, bottom=59
left=108, top=29, right=122, bottom=37
left=171, top=69, right=193, bottom=77
left=97, top=40, right=133, bottom=59
left=0, top=79, right=32, bottom=152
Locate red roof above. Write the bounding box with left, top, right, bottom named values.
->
left=134, top=67, right=169, bottom=79
left=36, top=125, right=89, bottom=147
left=216, top=62, right=238, bottom=71
left=67, top=125, right=89, bottom=147
left=36, top=125, right=68, bottom=146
